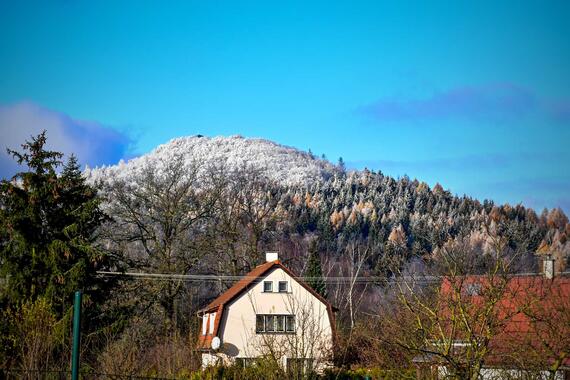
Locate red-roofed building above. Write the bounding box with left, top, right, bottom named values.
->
left=417, top=258, right=570, bottom=379
left=197, top=252, right=336, bottom=372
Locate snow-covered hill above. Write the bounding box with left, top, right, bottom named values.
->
left=85, top=135, right=337, bottom=186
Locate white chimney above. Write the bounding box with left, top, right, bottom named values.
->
left=266, top=252, right=279, bottom=262
left=543, top=255, right=555, bottom=279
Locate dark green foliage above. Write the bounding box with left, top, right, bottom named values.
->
left=0, top=132, right=116, bottom=318
left=337, top=157, right=346, bottom=172
left=305, top=241, right=327, bottom=298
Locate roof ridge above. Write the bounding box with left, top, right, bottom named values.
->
left=200, top=259, right=335, bottom=312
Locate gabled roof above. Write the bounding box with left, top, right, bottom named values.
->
left=201, top=260, right=277, bottom=313
left=197, top=260, right=337, bottom=350
left=201, top=260, right=336, bottom=313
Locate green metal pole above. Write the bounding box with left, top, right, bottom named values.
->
left=71, top=290, right=82, bottom=380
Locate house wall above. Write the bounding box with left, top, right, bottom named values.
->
left=205, top=267, right=333, bottom=370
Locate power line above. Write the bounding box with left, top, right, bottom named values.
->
left=96, top=270, right=569, bottom=285
left=96, top=271, right=395, bottom=284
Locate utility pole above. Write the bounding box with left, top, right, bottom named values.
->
left=71, top=290, right=82, bottom=380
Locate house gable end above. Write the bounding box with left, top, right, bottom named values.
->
left=198, top=260, right=337, bottom=351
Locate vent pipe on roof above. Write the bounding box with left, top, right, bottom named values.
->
left=266, top=252, right=279, bottom=262
left=543, top=255, right=555, bottom=279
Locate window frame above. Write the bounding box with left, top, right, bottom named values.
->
left=255, top=314, right=295, bottom=334
left=278, top=281, right=288, bottom=293
left=286, top=358, right=314, bottom=376
left=236, top=358, right=260, bottom=368
left=265, top=315, right=275, bottom=332
left=263, top=281, right=273, bottom=293
left=256, top=315, right=265, bottom=333
left=275, top=315, right=285, bottom=332
left=286, top=315, right=295, bottom=332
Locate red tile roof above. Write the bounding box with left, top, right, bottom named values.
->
left=202, top=260, right=277, bottom=313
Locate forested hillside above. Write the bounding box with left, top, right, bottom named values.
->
left=88, top=134, right=569, bottom=277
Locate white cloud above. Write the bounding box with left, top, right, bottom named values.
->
left=0, top=101, right=132, bottom=178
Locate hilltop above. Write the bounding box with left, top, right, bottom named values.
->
left=85, top=135, right=337, bottom=187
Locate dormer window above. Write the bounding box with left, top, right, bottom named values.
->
left=278, top=281, right=288, bottom=293
left=263, top=281, right=273, bottom=292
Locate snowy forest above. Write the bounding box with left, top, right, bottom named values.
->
left=1, top=133, right=569, bottom=379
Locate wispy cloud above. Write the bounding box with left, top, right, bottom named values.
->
left=0, top=101, right=133, bottom=179
left=360, top=83, right=570, bottom=125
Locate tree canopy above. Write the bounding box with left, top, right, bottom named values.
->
left=0, top=131, right=115, bottom=318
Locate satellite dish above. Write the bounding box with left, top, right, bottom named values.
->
left=211, top=336, right=221, bottom=350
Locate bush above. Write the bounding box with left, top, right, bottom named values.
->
left=322, top=367, right=416, bottom=380
left=96, top=317, right=199, bottom=377
left=2, top=297, right=68, bottom=372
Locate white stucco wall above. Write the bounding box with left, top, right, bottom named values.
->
left=204, top=267, right=334, bottom=370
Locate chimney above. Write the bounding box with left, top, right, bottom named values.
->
left=543, top=255, right=555, bottom=279
left=265, top=252, right=279, bottom=262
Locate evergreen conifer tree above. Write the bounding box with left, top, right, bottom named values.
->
left=305, top=240, right=327, bottom=298
left=338, top=156, right=345, bottom=172
left=0, top=132, right=115, bottom=318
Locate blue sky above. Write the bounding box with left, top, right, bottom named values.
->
left=0, top=1, right=569, bottom=213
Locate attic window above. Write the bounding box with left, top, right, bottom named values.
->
left=278, top=281, right=288, bottom=293
left=263, top=281, right=273, bottom=292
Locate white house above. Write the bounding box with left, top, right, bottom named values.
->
left=197, top=252, right=336, bottom=373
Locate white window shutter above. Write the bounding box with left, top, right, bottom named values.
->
left=209, top=312, right=216, bottom=334
left=202, top=314, right=208, bottom=335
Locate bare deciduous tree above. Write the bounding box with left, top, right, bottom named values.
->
left=208, top=165, right=283, bottom=277
left=99, top=154, right=216, bottom=326
left=383, top=233, right=520, bottom=380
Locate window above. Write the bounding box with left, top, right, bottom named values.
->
left=266, top=315, right=275, bottom=332
left=236, top=358, right=259, bottom=368
left=287, top=358, right=314, bottom=375
left=286, top=315, right=295, bottom=332
left=256, top=315, right=264, bottom=333
left=275, top=315, right=285, bottom=332
left=278, top=281, right=288, bottom=293
left=255, top=314, right=295, bottom=334
left=263, top=281, right=273, bottom=292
